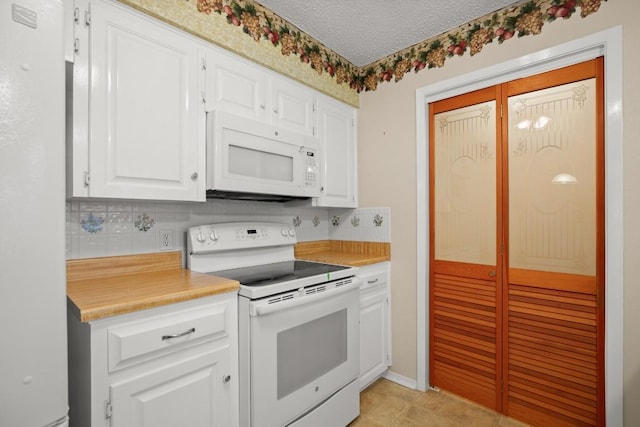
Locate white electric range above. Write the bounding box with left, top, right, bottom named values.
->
left=187, top=222, right=361, bottom=427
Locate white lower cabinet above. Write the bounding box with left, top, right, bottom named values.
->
left=67, top=293, right=238, bottom=427
left=358, top=262, right=391, bottom=390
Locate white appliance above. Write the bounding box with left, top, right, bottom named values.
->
left=0, top=1, right=69, bottom=427
left=206, top=111, right=321, bottom=201
left=188, top=222, right=361, bottom=427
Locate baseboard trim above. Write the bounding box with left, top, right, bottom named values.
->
left=382, top=370, right=418, bottom=390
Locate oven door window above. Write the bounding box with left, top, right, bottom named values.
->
left=249, top=287, right=359, bottom=427
left=277, top=309, right=347, bottom=399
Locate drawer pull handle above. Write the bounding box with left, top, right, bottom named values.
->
left=162, top=327, right=195, bottom=341
left=367, top=278, right=379, bottom=284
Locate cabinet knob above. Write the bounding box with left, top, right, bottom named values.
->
left=260, top=104, right=265, bottom=110
left=191, top=172, right=199, bottom=181
left=488, top=270, right=496, bottom=277
left=222, top=374, right=231, bottom=384
left=273, top=108, right=278, bottom=114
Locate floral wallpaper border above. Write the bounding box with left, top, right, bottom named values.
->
left=186, top=0, right=607, bottom=93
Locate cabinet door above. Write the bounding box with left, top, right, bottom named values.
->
left=110, top=346, right=233, bottom=427
left=205, top=49, right=267, bottom=121
left=359, top=289, right=388, bottom=389
left=88, top=0, right=205, bottom=201
left=270, top=77, right=316, bottom=136
left=314, top=98, right=358, bottom=207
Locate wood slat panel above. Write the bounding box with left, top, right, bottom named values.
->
left=432, top=273, right=498, bottom=410
left=509, top=401, right=594, bottom=427
left=435, top=328, right=496, bottom=353
left=434, top=260, right=497, bottom=281
left=506, top=283, right=599, bottom=426
left=509, top=370, right=596, bottom=402
left=509, top=268, right=596, bottom=295
left=433, top=362, right=496, bottom=410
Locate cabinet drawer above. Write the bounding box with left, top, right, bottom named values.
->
left=358, top=263, right=388, bottom=292
left=108, top=301, right=229, bottom=372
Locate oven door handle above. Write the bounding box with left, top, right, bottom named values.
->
left=251, top=280, right=360, bottom=317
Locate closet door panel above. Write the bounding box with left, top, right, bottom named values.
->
left=504, top=59, right=604, bottom=426
left=429, top=87, right=502, bottom=411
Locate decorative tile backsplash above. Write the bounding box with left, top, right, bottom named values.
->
left=328, top=207, right=391, bottom=243
left=66, top=199, right=391, bottom=260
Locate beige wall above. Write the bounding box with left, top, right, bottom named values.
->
left=358, top=0, right=640, bottom=425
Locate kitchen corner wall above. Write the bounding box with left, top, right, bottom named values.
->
left=66, top=200, right=390, bottom=261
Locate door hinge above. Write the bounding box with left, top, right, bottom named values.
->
left=386, top=354, right=390, bottom=365
left=500, top=103, right=503, bottom=119
left=84, top=10, right=91, bottom=26
left=74, top=38, right=80, bottom=54
left=83, top=171, right=90, bottom=187
left=105, top=400, right=112, bottom=420
left=73, top=7, right=80, bottom=23
left=201, top=56, right=207, bottom=71
left=312, top=126, right=316, bottom=136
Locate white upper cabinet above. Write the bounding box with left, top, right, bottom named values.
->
left=204, top=49, right=268, bottom=121
left=69, top=0, right=205, bottom=201
left=314, top=96, right=358, bottom=207
left=269, top=77, right=316, bottom=136
left=205, top=48, right=316, bottom=136
left=67, top=0, right=357, bottom=204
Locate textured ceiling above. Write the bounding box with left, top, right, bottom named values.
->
left=255, top=0, right=519, bottom=67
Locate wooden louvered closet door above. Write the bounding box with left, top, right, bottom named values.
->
left=429, top=86, right=503, bottom=411
left=429, top=58, right=604, bottom=427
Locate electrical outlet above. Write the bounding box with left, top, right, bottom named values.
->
left=159, top=230, right=173, bottom=250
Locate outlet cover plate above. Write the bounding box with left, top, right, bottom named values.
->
left=159, top=230, right=173, bottom=251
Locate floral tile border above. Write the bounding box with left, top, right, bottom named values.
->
left=172, top=0, right=608, bottom=94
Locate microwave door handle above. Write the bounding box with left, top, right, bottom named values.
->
left=251, top=279, right=360, bottom=317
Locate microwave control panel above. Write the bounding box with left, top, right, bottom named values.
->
left=303, top=148, right=318, bottom=188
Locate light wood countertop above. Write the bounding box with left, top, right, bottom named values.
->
left=68, top=241, right=388, bottom=322
left=67, top=251, right=239, bottom=322
left=294, top=240, right=390, bottom=267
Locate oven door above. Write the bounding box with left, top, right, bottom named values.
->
left=247, top=279, right=360, bottom=427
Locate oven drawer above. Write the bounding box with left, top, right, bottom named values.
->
left=107, top=300, right=230, bottom=372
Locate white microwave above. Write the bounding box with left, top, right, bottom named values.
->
left=206, top=111, right=320, bottom=201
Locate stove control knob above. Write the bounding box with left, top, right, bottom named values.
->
left=209, top=230, right=218, bottom=241
left=196, top=230, right=207, bottom=243
left=288, top=228, right=295, bottom=237
left=281, top=228, right=288, bottom=237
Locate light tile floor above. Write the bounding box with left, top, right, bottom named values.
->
left=349, top=379, right=531, bottom=427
